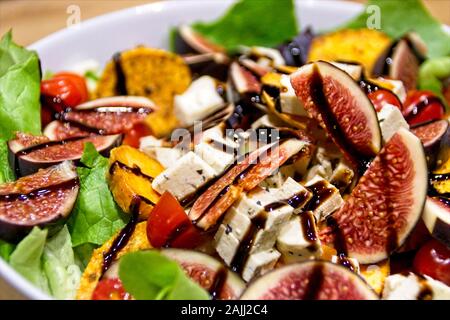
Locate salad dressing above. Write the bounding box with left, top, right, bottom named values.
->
left=325, top=216, right=355, bottom=272
left=305, top=180, right=333, bottom=211
left=109, top=161, right=155, bottom=182
left=303, top=263, right=324, bottom=300
left=113, top=52, right=128, bottom=95
left=209, top=267, right=228, bottom=300
left=0, top=179, right=78, bottom=202
left=300, top=211, right=317, bottom=243
left=17, top=136, right=90, bottom=156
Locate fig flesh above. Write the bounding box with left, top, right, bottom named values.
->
left=240, top=260, right=378, bottom=300
left=290, top=61, right=381, bottom=171
left=9, top=133, right=122, bottom=176
left=0, top=161, right=79, bottom=242
left=324, top=128, right=427, bottom=264
left=161, top=248, right=245, bottom=300
left=173, top=25, right=225, bottom=55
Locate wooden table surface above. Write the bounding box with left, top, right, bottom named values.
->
left=0, top=0, right=449, bottom=300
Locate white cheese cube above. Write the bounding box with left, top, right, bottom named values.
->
left=259, top=165, right=296, bottom=189
left=375, top=77, right=407, bottom=103
left=330, top=62, right=363, bottom=80
left=221, top=207, right=252, bottom=241
left=250, top=46, right=286, bottom=67
left=242, top=249, right=281, bottom=282
left=331, top=255, right=360, bottom=274
left=277, top=213, right=322, bottom=263
left=152, top=152, right=216, bottom=200
left=214, top=224, right=241, bottom=266
left=377, top=104, right=409, bottom=143
left=251, top=114, right=285, bottom=130
left=305, top=175, right=344, bottom=221
left=233, top=187, right=275, bottom=219
left=382, top=273, right=450, bottom=300
left=141, top=147, right=183, bottom=169
left=330, top=160, right=354, bottom=193
left=268, top=177, right=312, bottom=213
left=139, top=135, right=164, bottom=148
left=174, top=76, right=224, bottom=126
left=279, top=74, right=308, bottom=117
left=194, top=142, right=234, bottom=174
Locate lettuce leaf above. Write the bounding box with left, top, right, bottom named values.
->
left=0, top=239, right=15, bottom=262
left=191, top=0, right=298, bottom=52
left=0, top=31, right=41, bottom=140
left=67, top=143, right=127, bottom=247
left=119, top=250, right=209, bottom=300
left=419, top=56, right=450, bottom=110
left=0, top=138, right=14, bottom=183
left=339, top=0, right=450, bottom=58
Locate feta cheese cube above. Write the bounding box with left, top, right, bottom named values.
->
left=330, top=62, right=363, bottom=80
left=141, top=147, right=183, bottom=169
left=279, top=74, right=308, bottom=116
left=194, top=142, right=234, bottom=174
left=152, top=151, right=216, bottom=200
left=214, top=224, right=241, bottom=265
left=375, top=77, right=407, bottom=103
left=382, top=273, right=450, bottom=300
left=330, top=160, right=354, bottom=193
left=242, top=249, right=281, bottom=282
left=221, top=207, right=252, bottom=241
left=259, top=164, right=296, bottom=189
left=305, top=175, right=344, bottom=221
left=174, top=76, right=224, bottom=126
left=377, top=104, right=409, bottom=143
left=251, top=114, right=285, bottom=130
left=233, top=187, right=275, bottom=219
left=268, top=177, right=312, bottom=213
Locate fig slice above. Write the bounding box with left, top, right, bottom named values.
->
left=161, top=248, right=245, bottom=300
left=290, top=61, right=381, bottom=171
left=9, top=133, right=122, bottom=176
left=240, top=260, right=378, bottom=300
left=422, top=197, right=450, bottom=247
left=44, top=96, right=155, bottom=140
left=411, top=119, right=449, bottom=148
left=173, top=25, right=226, bottom=55
left=387, top=39, right=420, bottom=92
left=0, top=161, right=79, bottom=242
left=324, top=128, right=427, bottom=264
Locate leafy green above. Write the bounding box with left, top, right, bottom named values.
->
left=419, top=56, right=450, bottom=110
left=9, top=227, right=49, bottom=293
left=339, top=0, right=450, bottom=58
left=9, top=226, right=81, bottom=299
left=0, top=239, right=15, bottom=262
left=191, top=0, right=298, bottom=52
left=0, top=31, right=41, bottom=140
left=73, top=243, right=97, bottom=269
left=0, top=138, right=14, bottom=183
left=118, top=251, right=210, bottom=300
left=67, top=143, right=127, bottom=247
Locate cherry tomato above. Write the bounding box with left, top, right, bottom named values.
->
left=92, top=278, right=131, bottom=300
left=147, top=191, right=203, bottom=249
left=122, top=122, right=153, bottom=148
left=368, top=89, right=403, bottom=112
left=413, top=238, right=450, bottom=286
left=40, top=72, right=88, bottom=113
left=403, top=90, right=445, bottom=126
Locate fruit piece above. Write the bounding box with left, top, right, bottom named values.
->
left=325, top=128, right=428, bottom=264
left=413, top=238, right=450, bottom=286
left=161, top=248, right=245, bottom=299
left=107, top=145, right=164, bottom=220
left=411, top=120, right=449, bottom=149
left=173, top=25, right=226, bottom=55
left=9, top=134, right=122, bottom=177
left=290, top=61, right=381, bottom=169
left=368, top=89, right=403, bottom=112
left=359, top=260, right=390, bottom=295
left=229, top=62, right=262, bottom=96
left=278, top=27, right=314, bottom=67
left=183, top=53, right=229, bottom=82
left=403, top=90, right=445, bottom=126
left=92, top=278, right=132, bottom=300
left=0, top=161, right=78, bottom=242
left=422, top=197, right=450, bottom=247
left=121, top=122, right=153, bottom=149
left=240, top=260, right=378, bottom=300
left=147, top=192, right=203, bottom=249
left=76, top=221, right=150, bottom=300
left=43, top=96, right=155, bottom=140
left=308, top=29, right=391, bottom=74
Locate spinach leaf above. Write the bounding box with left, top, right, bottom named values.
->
left=191, top=0, right=298, bottom=52
left=67, top=143, right=127, bottom=247
left=339, top=0, right=450, bottom=58
left=0, top=31, right=41, bottom=140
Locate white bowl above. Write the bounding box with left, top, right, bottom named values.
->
left=1, top=0, right=365, bottom=300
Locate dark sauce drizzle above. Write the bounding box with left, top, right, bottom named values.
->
left=0, top=179, right=78, bottom=202
left=109, top=161, right=154, bottom=183
left=163, top=220, right=193, bottom=248
left=305, top=180, right=333, bottom=211
left=300, top=212, right=317, bottom=242
left=263, top=190, right=310, bottom=212
left=209, top=267, right=228, bottom=300
left=101, top=196, right=140, bottom=275
left=325, top=216, right=355, bottom=272
left=113, top=52, right=128, bottom=96
left=303, top=263, right=324, bottom=300
left=17, top=136, right=90, bottom=156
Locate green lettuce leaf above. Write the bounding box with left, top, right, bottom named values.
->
left=67, top=143, right=127, bottom=247
left=118, top=251, right=209, bottom=300
left=419, top=56, right=450, bottom=110
left=339, top=0, right=450, bottom=58
left=191, top=0, right=298, bottom=52
left=0, top=239, right=15, bottom=262
left=0, top=31, right=41, bottom=140
left=9, top=227, right=49, bottom=293
left=0, top=138, right=14, bottom=183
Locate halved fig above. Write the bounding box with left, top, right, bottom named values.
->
left=44, top=96, right=155, bottom=140
left=173, top=25, right=225, bottom=55
left=411, top=120, right=449, bottom=149
left=422, top=197, right=450, bottom=247
left=240, top=260, right=378, bottom=300
left=324, top=128, right=428, bottom=264
left=9, top=133, right=122, bottom=176
left=161, top=248, right=245, bottom=300
left=290, top=61, right=381, bottom=170
left=107, top=145, right=164, bottom=220
left=183, top=53, right=230, bottom=82
left=0, top=161, right=79, bottom=242
left=239, top=58, right=271, bottom=77
left=229, top=62, right=262, bottom=98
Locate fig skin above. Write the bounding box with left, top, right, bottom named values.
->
left=240, top=260, right=378, bottom=300
left=0, top=161, right=79, bottom=242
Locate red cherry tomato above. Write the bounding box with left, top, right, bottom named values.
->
left=40, top=72, right=88, bottom=112
left=368, top=89, right=403, bottom=112
left=92, top=278, right=131, bottom=300
left=403, top=90, right=445, bottom=126
left=413, top=238, right=450, bottom=286
left=147, top=191, right=203, bottom=249
left=122, top=122, right=153, bottom=148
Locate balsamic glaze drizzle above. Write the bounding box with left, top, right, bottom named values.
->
left=303, top=264, right=324, bottom=300
left=0, top=179, right=78, bottom=202
left=113, top=52, right=128, bottom=96
left=209, top=267, right=228, bottom=300
left=17, top=136, right=90, bottom=156
left=109, top=161, right=154, bottom=182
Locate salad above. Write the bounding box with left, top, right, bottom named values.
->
left=0, top=0, right=449, bottom=300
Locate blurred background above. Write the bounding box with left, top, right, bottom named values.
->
left=0, top=0, right=449, bottom=46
